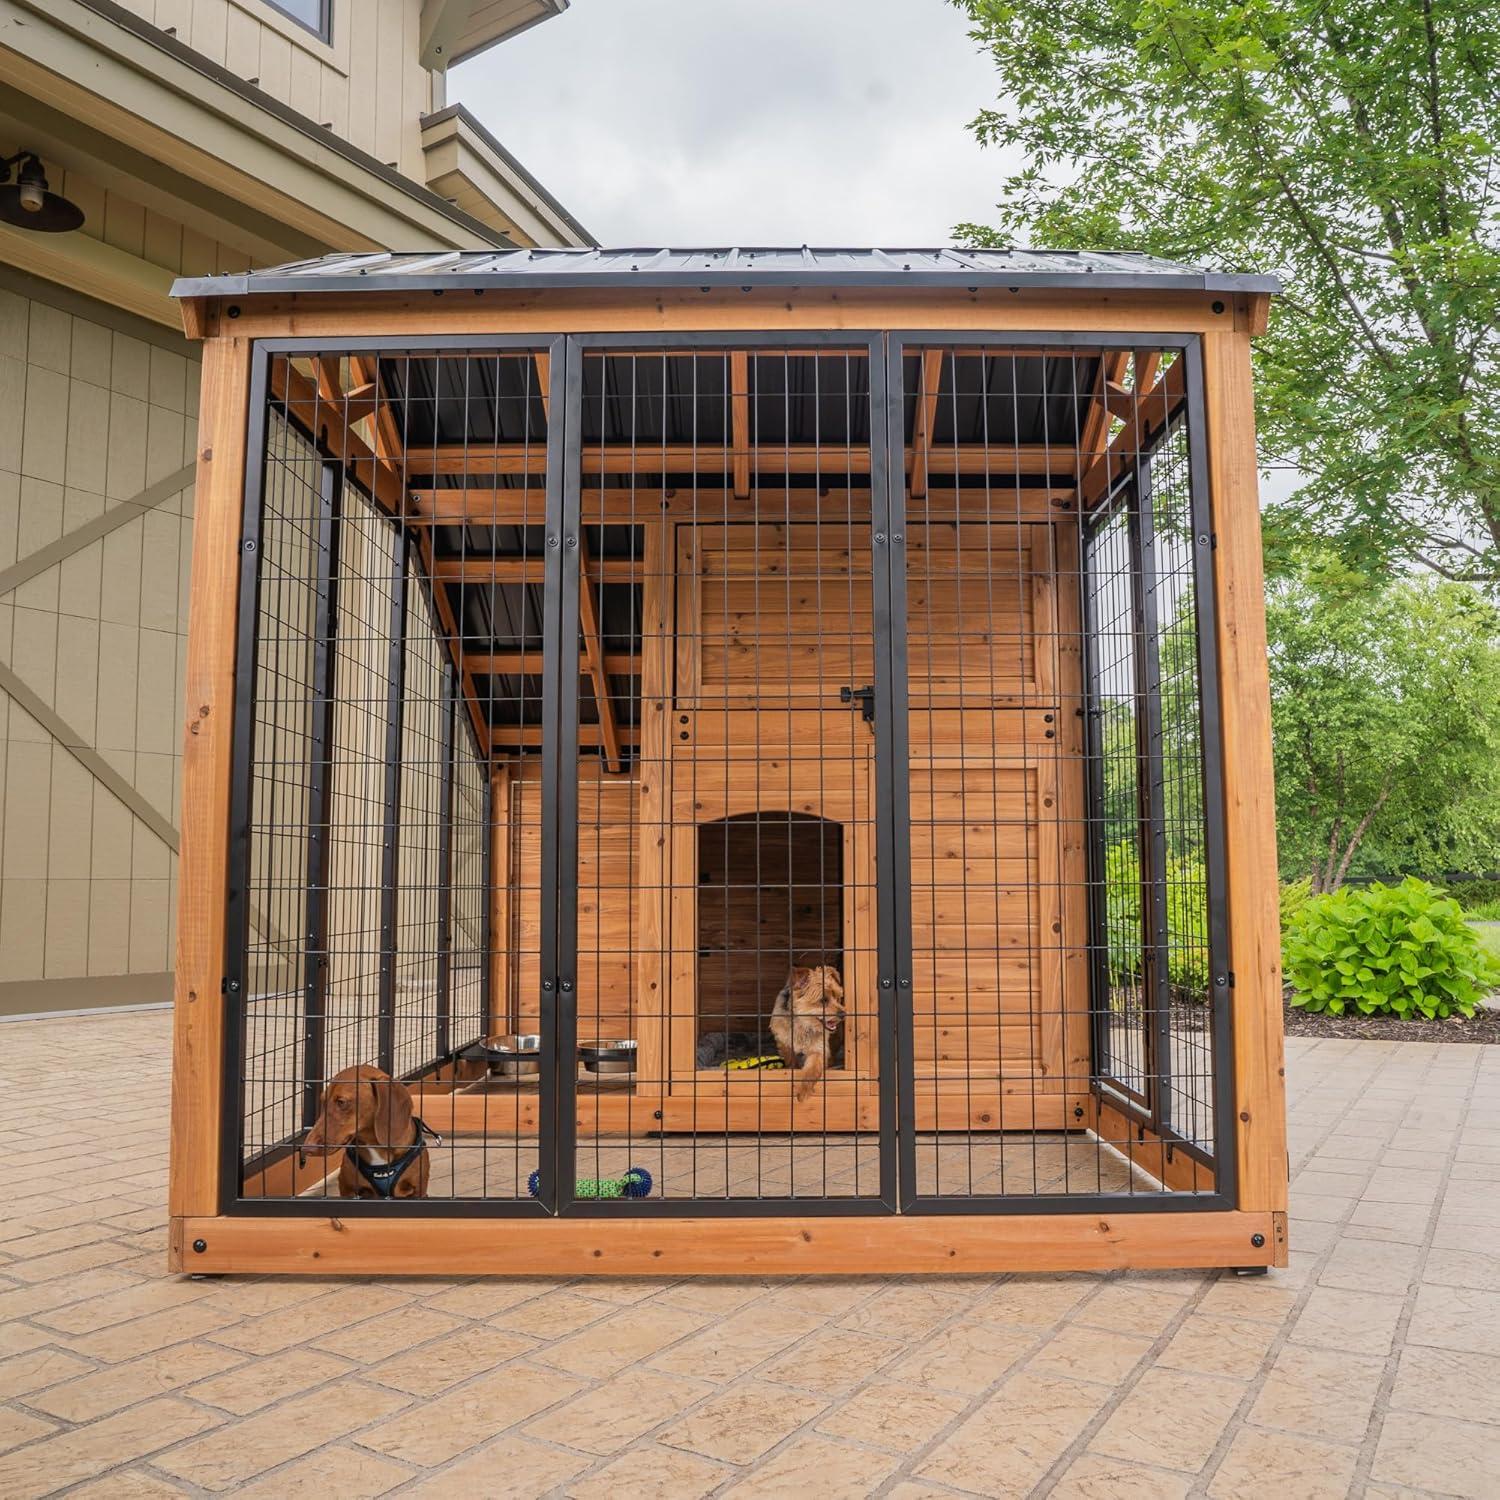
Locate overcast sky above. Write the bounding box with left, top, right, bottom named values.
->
left=451, top=0, right=1015, bottom=245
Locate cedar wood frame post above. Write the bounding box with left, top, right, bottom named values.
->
left=169, top=333, right=251, bottom=1235
left=168, top=289, right=1287, bottom=1275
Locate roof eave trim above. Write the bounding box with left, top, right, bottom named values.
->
left=170, top=268, right=1281, bottom=299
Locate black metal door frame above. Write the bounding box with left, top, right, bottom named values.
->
left=221, top=330, right=1234, bottom=1219
left=225, top=334, right=564, bottom=1219
left=880, top=332, right=1237, bottom=1216
left=548, top=330, right=900, bottom=1217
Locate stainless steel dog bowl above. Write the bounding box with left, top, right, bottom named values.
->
left=488, top=1033, right=542, bottom=1078
left=579, top=1039, right=637, bottom=1076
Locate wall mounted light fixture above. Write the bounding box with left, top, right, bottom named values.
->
left=0, top=152, right=85, bottom=233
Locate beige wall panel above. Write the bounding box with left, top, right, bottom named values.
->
left=0, top=287, right=22, bottom=355
left=0, top=477, right=15, bottom=583
left=290, top=42, right=324, bottom=122
left=0, top=284, right=195, bottom=988
left=66, top=382, right=112, bottom=497
left=0, top=370, right=22, bottom=501
left=10, top=602, right=57, bottom=700
left=3, top=738, right=51, bottom=881
left=155, top=0, right=195, bottom=36
left=139, top=509, right=185, bottom=633
left=87, top=877, right=132, bottom=974
left=149, top=345, right=191, bottom=412
left=0, top=878, right=46, bottom=980
left=67, top=316, right=113, bottom=389
left=190, top=0, right=232, bottom=65
left=15, top=480, right=63, bottom=605
left=44, top=877, right=90, bottom=979
left=105, top=393, right=150, bottom=504
left=345, top=3, right=380, bottom=163
left=142, top=209, right=184, bottom=273
left=21, top=368, right=69, bottom=485
left=58, top=536, right=104, bottom=632
left=320, top=57, right=351, bottom=139
left=91, top=778, right=133, bottom=882
left=26, top=301, right=71, bottom=374
left=103, top=193, right=147, bottom=259
left=53, top=612, right=100, bottom=745
left=225, top=5, right=261, bottom=78
left=258, top=28, right=295, bottom=105
left=375, top=0, right=408, bottom=168
left=129, top=872, right=171, bottom=972
left=47, top=747, right=93, bottom=882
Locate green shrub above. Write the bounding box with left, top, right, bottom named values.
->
left=1103, top=840, right=1142, bottom=986
left=1280, top=877, right=1314, bottom=933
left=1284, top=878, right=1500, bottom=1020
left=1102, top=840, right=1210, bottom=998
left=1163, top=852, right=1209, bottom=998
left=1444, top=879, right=1500, bottom=914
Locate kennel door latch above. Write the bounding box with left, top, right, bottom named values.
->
left=840, top=684, right=876, bottom=730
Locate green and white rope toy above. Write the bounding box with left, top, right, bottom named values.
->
left=526, top=1167, right=653, bottom=1200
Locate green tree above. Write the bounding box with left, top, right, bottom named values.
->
left=1266, top=555, right=1500, bottom=888
left=951, top=0, right=1500, bottom=581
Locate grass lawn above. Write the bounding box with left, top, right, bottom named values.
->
left=1471, top=919, right=1500, bottom=967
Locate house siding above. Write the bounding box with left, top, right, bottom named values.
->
left=0, top=277, right=198, bottom=997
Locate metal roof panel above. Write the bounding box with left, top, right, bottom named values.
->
left=172, top=247, right=1279, bottom=299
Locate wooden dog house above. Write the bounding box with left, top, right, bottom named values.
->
left=166, top=249, right=1287, bottom=1276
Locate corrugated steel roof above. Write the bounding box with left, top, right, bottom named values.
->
left=172, top=247, right=1278, bottom=299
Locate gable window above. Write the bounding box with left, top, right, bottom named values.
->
left=266, top=0, right=331, bottom=42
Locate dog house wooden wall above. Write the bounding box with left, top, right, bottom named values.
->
left=167, top=250, right=1288, bottom=1276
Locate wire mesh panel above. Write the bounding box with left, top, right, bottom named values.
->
left=1084, top=506, right=1151, bottom=1105
left=892, top=338, right=1230, bottom=1207
left=1147, top=421, right=1219, bottom=1155
left=238, top=410, right=320, bottom=1165
left=231, top=343, right=557, bottom=1207
left=321, top=482, right=398, bottom=1088
left=448, top=722, right=488, bottom=1055
left=226, top=330, right=1231, bottom=1217
left=555, top=338, right=895, bottom=1211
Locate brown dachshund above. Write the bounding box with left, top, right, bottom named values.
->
left=299, top=1065, right=433, bottom=1199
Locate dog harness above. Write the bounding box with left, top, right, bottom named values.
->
left=349, top=1118, right=440, bottom=1198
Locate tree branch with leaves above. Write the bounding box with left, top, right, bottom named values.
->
left=952, top=0, right=1500, bottom=580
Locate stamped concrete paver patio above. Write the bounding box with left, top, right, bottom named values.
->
left=1, top=1009, right=1497, bottom=1498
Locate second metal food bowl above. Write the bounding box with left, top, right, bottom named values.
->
left=579, top=1039, right=637, bottom=1076
left=488, top=1033, right=542, bottom=1078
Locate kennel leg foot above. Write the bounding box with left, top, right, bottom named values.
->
left=1231, top=1265, right=1270, bottom=1277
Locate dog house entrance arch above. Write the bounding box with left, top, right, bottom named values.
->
left=170, top=250, right=1288, bottom=1274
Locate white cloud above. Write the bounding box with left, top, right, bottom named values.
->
left=450, top=0, right=1020, bottom=244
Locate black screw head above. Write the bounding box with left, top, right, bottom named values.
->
left=192, top=1238, right=207, bottom=1253
left=226, top=305, right=241, bottom=319
left=1212, top=299, right=1226, bottom=313
left=1250, top=1232, right=1266, bottom=1248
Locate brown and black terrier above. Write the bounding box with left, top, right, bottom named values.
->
left=770, top=965, right=846, bottom=1101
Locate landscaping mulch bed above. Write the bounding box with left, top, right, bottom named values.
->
left=1282, top=999, right=1500, bottom=1045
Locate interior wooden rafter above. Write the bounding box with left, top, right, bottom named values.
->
left=269, top=347, right=1184, bottom=770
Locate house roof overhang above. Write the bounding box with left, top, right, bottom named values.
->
left=0, top=0, right=558, bottom=324
left=420, top=0, right=569, bottom=71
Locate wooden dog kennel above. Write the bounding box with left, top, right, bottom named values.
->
left=166, top=249, right=1287, bottom=1275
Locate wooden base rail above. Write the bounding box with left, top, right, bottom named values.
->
left=171, top=1210, right=1286, bottom=1276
